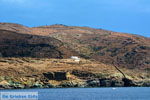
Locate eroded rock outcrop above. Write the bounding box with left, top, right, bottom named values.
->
left=0, top=58, right=149, bottom=89
left=43, top=72, right=69, bottom=80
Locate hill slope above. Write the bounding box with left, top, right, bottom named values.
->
left=0, top=23, right=149, bottom=88
left=0, top=29, right=78, bottom=58
left=32, top=24, right=150, bottom=70
left=0, top=23, right=150, bottom=69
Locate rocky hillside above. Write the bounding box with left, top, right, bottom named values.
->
left=0, top=23, right=149, bottom=88
left=0, top=29, right=78, bottom=58
left=0, top=23, right=31, bottom=34
left=47, top=26, right=150, bottom=70
left=0, top=23, right=149, bottom=69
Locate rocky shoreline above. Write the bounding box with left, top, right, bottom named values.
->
left=0, top=58, right=149, bottom=89
left=0, top=76, right=149, bottom=89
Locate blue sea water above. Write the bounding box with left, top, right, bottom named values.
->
left=0, top=87, right=150, bottom=100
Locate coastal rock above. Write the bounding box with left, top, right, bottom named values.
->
left=87, top=79, right=100, bottom=87
left=43, top=72, right=69, bottom=80
left=122, top=78, right=136, bottom=87
left=0, top=85, right=4, bottom=89
left=43, top=72, right=55, bottom=80
left=10, top=84, right=25, bottom=89
left=60, top=81, right=85, bottom=88
left=100, top=79, right=112, bottom=87
left=54, top=72, right=68, bottom=80
left=60, top=81, right=76, bottom=87
left=71, top=70, right=96, bottom=78
left=45, top=84, right=55, bottom=88
left=30, top=82, right=43, bottom=88
left=0, top=80, right=10, bottom=85
left=0, top=85, right=12, bottom=89
left=142, top=80, right=150, bottom=87
left=111, top=80, right=124, bottom=87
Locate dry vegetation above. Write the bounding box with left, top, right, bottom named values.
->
left=0, top=23, right=149, bottom=88
left=0, top=57, right=149, bottom=80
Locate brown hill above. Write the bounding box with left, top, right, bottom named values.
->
left=33, top=24, right=150, bottom=70
left=0, top=23, right=31, bottom=34
left=0, top=29, right=78, bottom=58
left=0, top=23, right=150, bottom=70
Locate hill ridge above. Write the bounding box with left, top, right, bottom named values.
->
left=0, top=22, right=149, bottom=70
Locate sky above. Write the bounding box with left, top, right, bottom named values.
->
left=0, top=0, right=150, bottom=37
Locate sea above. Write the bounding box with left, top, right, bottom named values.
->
left=0, top=87, right=149, bottom=100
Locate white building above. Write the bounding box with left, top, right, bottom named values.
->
left=70, top=56, right=80, bottom=62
